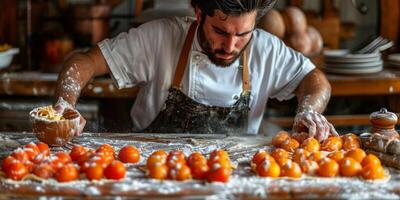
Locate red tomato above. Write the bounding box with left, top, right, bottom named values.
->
left=118, top=145, right=141, bottom=163
left=55, top=164, right=79, bottom=182
left=207, top=167, right=231, bottom=183
left=33, top=163, right=55, bottom=179
left=24, top=148, right=39, bottom=161
left=85, top=163, right=104, bottom=181
left=36, top=142, right=50, bottom=156
left=187, top=152, right=207, bottom=168
left=69, top=145, right=87, bottom=162
left=190, top=161, right=209, bottom=180
left=168, top=164, right=191, bottom=181
left=167, top=150, right=186, bottom=168
left=96, top=144, right=115, bottom=156
left=11, top=148, right=29, bottom=161
left=6, top=160, right=29, bottom=180
left=22, top=160, right=34, bottom=172
left=33, top=153, right=48, bottom=164
left=25, top=142, right=40, bottom=154
left=56, top=152, right=72, bottom=164
left=2, top=156, right=17, bottom=172
left=104, top=160, right=126, bottom=180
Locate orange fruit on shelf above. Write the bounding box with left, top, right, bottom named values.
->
left=76, top=151, right=92, bottom=167
left=341, top=133, right=361, bottom=151
left=54, top=164, right=79, bottom=182
left=251, top=150, right=272, bottom=168
left=148, top=163, right=168, bottom=180
left=317, top=157, right=339, bottom=177
left=281, top=160, right=302, bottom=178
left=281, top=138, right=300, bottom=152
left=327, top=151, right=345, bottom=162
left=104, top=160, right=126, bottom=180
left=190, top=161, right=209, bottom=180
left=208, top=156, right=232, bottom=170
left=55, top=151, right=72, bottom=164
left=5, top=160, right=29, bottom=181
left=339, top=157, right=362, bottom=177
left=85, top=163, right=104, bottom=181
left=36, top=142, right=50, bottom=156
left=33, top=163, right=55, bottom=179
left=345, top=148, right=366, bottom=163
left=361, top=164, right=385, bottom=180
left=301, top=137, right=320, bottom=153
left=96, top=144, right=115, bottom=157
left=209, top=149, right=229, bottom=161
left=11, top=148, right=29, bottom=161
left=168, top=164, right=191, bottom=181
left=308, top=151, right=325, bottom=162
left=299, top=159, right=319, bottom=175
left=151, top=150, right=168, bottom=159
left=272, top=131, right=290, bottom=147
left=256, top=158, right=281, bottom=178
left=43, top=155, right=64, bottom=170
left=207, top=166, right=231, bottom=182
left=321, top=136, right=343, bottom=152
left=271, top=148, right=290, bottom=167
left=69, top=145, right=87, bottom=162
left=24, top=148, right=39, bottom=161
left=167, top=150, right=187, bottom=168
left=292, top=148, right=311, bottom=164
left=118, top=145, right=141, bottom=164
left=361, top=154, right=381, bottom=168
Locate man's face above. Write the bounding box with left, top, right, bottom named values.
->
left=197, top=10, right=256, bottom=67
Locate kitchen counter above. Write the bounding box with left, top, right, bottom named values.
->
left=0, top=132, right=400, bottom=199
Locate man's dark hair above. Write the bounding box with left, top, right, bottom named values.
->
left=191, top=0, right=276, bottom=21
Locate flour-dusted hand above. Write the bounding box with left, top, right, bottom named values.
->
left=293, top=110, right=338, bottom=142
left=54, top=97, right=86, bottom=136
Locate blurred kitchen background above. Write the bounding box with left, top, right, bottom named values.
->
left=0, top=0, right=399, bottom=134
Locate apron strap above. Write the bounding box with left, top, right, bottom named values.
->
left=173, top=21, right=198, bottom=88
left=242, top=48, right=250, bottom=93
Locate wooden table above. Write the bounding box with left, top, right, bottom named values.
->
left=0, top=132, right=399, bottom=199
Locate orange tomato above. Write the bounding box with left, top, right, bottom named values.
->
left=167, top=150, right=187, bottom=168
left=292, top=148, right=311, bottom=164
left=190, top=161, right=209, bottom=180
left=281, top=160, right=302, bottom=178
left=361, top=154, right=381, bottom=168
left=32, top=153, right=48, bottom=164
left=361, top=164, right=385, bottom=180
left=317, top=157, right=339, bottom=177
left=208, top=156, right=232, bottom=170
left=151, top=150, right=168, bottom=159
left=188, top=152, right=207, bottom=168
left=270, top=148, right=290, bottom=162
left=341, top=133, right=361, bottom=151
left=23, top=160, right=34, bottom=172
left=301, top=137, right=320, bottom=153
left=36, top=142, right=50, bottom=156
left=76, top=151, right=92, bottom=167
left=280, top=138, right=300, bottom=152
left=6, top=160, right=29, bottom=180
left=118, top=145, right=140, bottom=163
left=321, top=136, right=343, bottom=152
left=345, top=148, right=366, bottom=163
left=148, top=163, right=168, bottom=180
left=207, top=166, right=231, bottom=183
left=96, top=144, right=115, bottom=155
left=308, top=151, right=325, bottom=162
left=299, top=159, right=319, bottom=175
left=33, top=163, right=54, bottom=179
left=272, top=131, right=290, bottom=148
left=256, top=158, right=280, bottom=178
left=85, top=163, right=104, bottom=181
left=339, top=157, right=362, bottom=177
left=251, top=150, right=269, bottom=166
left=146, top=154, right=167, bottom=170
left=24, top=148, right=39, bottom=161
left=69, top=145, right=87, bottom=162
left=56, top=151, right=72, bottom=164
left=25, top=142, right=40, bottom=154
left=104, top=160, right=126, bottom=180
left=327, top=151, right=345, bottom=162
left=168, top=164, right=191, bottom=181
left=55, top=164, right=79, bottom=182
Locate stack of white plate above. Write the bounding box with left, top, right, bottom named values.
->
left=387, top=54, right=400, bottom=68
left=323, top=50, right=383, bottom=75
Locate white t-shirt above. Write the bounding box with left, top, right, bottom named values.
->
left=98, top=16, right=315, bottom=133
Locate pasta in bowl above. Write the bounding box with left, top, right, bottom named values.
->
left=29, top=105, right=80, bottom=146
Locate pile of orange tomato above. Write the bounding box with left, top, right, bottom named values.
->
left=146, top=149, right=232, bottom=182
left=251, top=131, right=385, bottom=180
left=1, top=142, right=141, bottom=182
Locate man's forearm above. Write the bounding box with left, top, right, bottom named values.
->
left=295, top=69, right=331, bottom=113
left=55, top=53, right=96, bottom=106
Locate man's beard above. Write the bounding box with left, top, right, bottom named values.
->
left=197, top=19, right=252, bottom=67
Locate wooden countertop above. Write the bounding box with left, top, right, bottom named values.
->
left=1, top=132, right=400, bottom=199
left=2, top=69, right=400, bottom=98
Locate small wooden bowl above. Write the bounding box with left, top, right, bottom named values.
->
left=29, top=106, right=80, bottom=146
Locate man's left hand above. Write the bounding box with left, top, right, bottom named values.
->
left=293, top=110, right=338, bottom=142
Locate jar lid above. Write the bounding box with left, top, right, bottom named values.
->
left=369, top=108, right=398, bottom=127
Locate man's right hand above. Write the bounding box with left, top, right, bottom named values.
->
left=54, top=97, right=86, bottom=136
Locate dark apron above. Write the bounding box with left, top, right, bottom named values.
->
left=144, top=21, right=251, bottom=134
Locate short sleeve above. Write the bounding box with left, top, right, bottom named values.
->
left=98, top=20, right=164, bottom=89
left=269, top=39, right=315, bottom=101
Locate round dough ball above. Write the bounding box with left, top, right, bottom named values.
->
left=285, top=31, right=312, bottom=55
left=282, top=6, right=307, bottom=34
left=307, top=26, right=323, bottom=55
left=258, top=9, right=286, bottom=39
